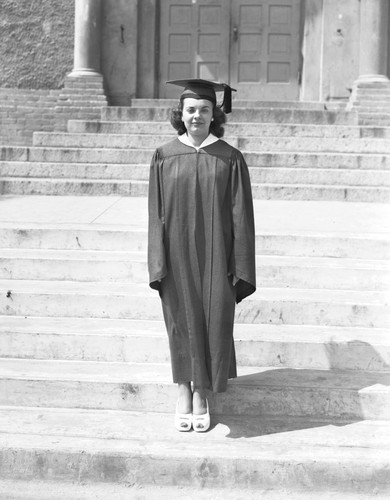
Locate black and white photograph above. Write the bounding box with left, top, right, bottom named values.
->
left=0, top=0, right=389, bottom=499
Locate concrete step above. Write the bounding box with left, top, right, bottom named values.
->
left=0, top=407, right=389, bottom=496
left=33, top=131, right=390, bottom=154
left=0, top=146, right=28, bottom=162
left=353, top=82, right=390, bottom=90
left=0, top=161, right=150, bottom=180
left=3, top=481, right=387, bottom=500
left=0, top=91, right=58, bottom=100
left=240, top=137, right=390, bottom=154
left=57, top=88, right=106, bottom=95
left=58, top=93, right=107, bottom=101
left=27, top=147, right=154, bottom=164
left=0, top=249, right=147, bottom=283
left=0, top=359, right=389, bottom=419
left=102, top=106, right=358, bottom=125
left=1, top=249, right=388, bottom=290
left=53, top=106, right=104, bottom=114
left=32, top=132, right=176, bottom=149
left=355, top=93, right=390, bottom=101
left=2, top=146, right=390, bottom=169
left=56, top=101, right=107, bottom=108
left=68, top=119, right=390, bottom=139
left=0, top=224, right=149, bottom=252
left=0, top=177, right=148, bottom=197
left=359, top=114, right=390, bottom=126
left=1, top=316, right=389, bottom=371
left=1, top=223, right=388, bottom=259
left=0, top=102, right=56, bottom=110
left=131, top=98, right=328, bottom=110
left=3, top=161, right=389, bottom=187
left=251, top=183, right=390, bottom=203
left=63, top=77, right=104, bottom=88
left=253, top=168, right=390, bottom=187
left=0, top=280, right=388, bottom=327
left=0, top=196, right=388, bottom=244
left=357, top=105, right=390, bottom=113
left=237, top=152, right=390, bottom=170
left=361, top=127, right=390, bottom=139
left=2, top=177, right=389, bottom=201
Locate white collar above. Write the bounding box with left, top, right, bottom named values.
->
left=178, top=133, right=219, bottom=151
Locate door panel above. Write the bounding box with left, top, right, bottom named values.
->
left=163, top=2, right=194, bottom=83
left=159, top=0, right=230, bottom=98
left=230, top=0, right=301, bottom=100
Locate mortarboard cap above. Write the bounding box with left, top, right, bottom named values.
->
left=167, top=78, right=236, bottom=114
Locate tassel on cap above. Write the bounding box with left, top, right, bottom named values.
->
left=167, top=78, right=236, bottom=114
left=221, top=84, right=233, bottom=114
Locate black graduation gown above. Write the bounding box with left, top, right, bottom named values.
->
left=148, top=137, right=256, bottom=393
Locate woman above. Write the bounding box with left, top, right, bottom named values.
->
left=148, top=79, right=256, bottom=432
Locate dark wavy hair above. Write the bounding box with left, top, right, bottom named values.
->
left=169, top=99, right=226, bottom=138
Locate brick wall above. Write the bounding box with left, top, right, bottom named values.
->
left=0, top=89, right=60, bottom=145
left=0, top=78, right=107, bottom=146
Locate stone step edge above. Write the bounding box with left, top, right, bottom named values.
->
left=1, top=405, right=388, bottom=449
left=2, top=427, right=388, bottom=495
left=2, top=357, right=389, bottom=388
left=108, top=104, right=351, bottom=114
left=1, top=315, right=389, bottom=338
left=1, top=178, right=389, bottom=192
left=66, top=118, right=360, bottom=125
left=2, top=361, right=389, bottom=419
left=34, top=130, right=390, bottom=141
left=2, top=367, right=390, bottom=422
left=2, top=177, right=390, bottom=191
left=67, top=119, right=390, bottom=134
left=29, top=137, right=390, bottom=154
left=1, top=316, right=389, bottom=347
left=4, top=161, right=390, bottom=174
left=0, top=221, right=387, bottom=241
left=37, top=128, right=390, bottom=137
left=131, top=97, right=328, bottom=106
left=1, top=249, right=388, bottom=269
left=3, top=480, right=387, bottom=500
left=0, top=279, right=385, bottom=302
left=4, top=145, right=390, bottom=158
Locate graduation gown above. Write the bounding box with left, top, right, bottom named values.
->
left=148, top=135, right=256, bottom=393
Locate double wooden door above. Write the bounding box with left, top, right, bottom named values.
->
left=159, top=0, right=301, bottom=101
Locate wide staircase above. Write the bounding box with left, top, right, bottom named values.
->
left=0, top=100, right=390, bottom=499
left=1, top=99, right=390, bottom=201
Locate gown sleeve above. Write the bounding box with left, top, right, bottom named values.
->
left=148, top=149, right=167, bottom=292
left=230, top=149, right=256, bottom=303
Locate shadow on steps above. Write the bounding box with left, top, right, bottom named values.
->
left=213, top=341, right=390, bottom=439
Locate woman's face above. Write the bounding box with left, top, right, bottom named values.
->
left=181, top=98, right=213, bottom=139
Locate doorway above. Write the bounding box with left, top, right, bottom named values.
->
left=159, top=0, right=301, bottom=101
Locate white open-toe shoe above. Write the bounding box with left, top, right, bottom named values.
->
left=174, top=402, right=192, bottom=432
left=193, top=400, right=210, bottom=433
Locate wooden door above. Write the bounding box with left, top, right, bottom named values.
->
left=230, top=0, right=301, bottom=100
left=159, top=0, right=230, bottom=98
left=159, top=0, right=301, bottom=101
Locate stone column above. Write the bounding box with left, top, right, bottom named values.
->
left=68, top=0, right=102, bottom=77
left=356, top=0, right=389, bottom=83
